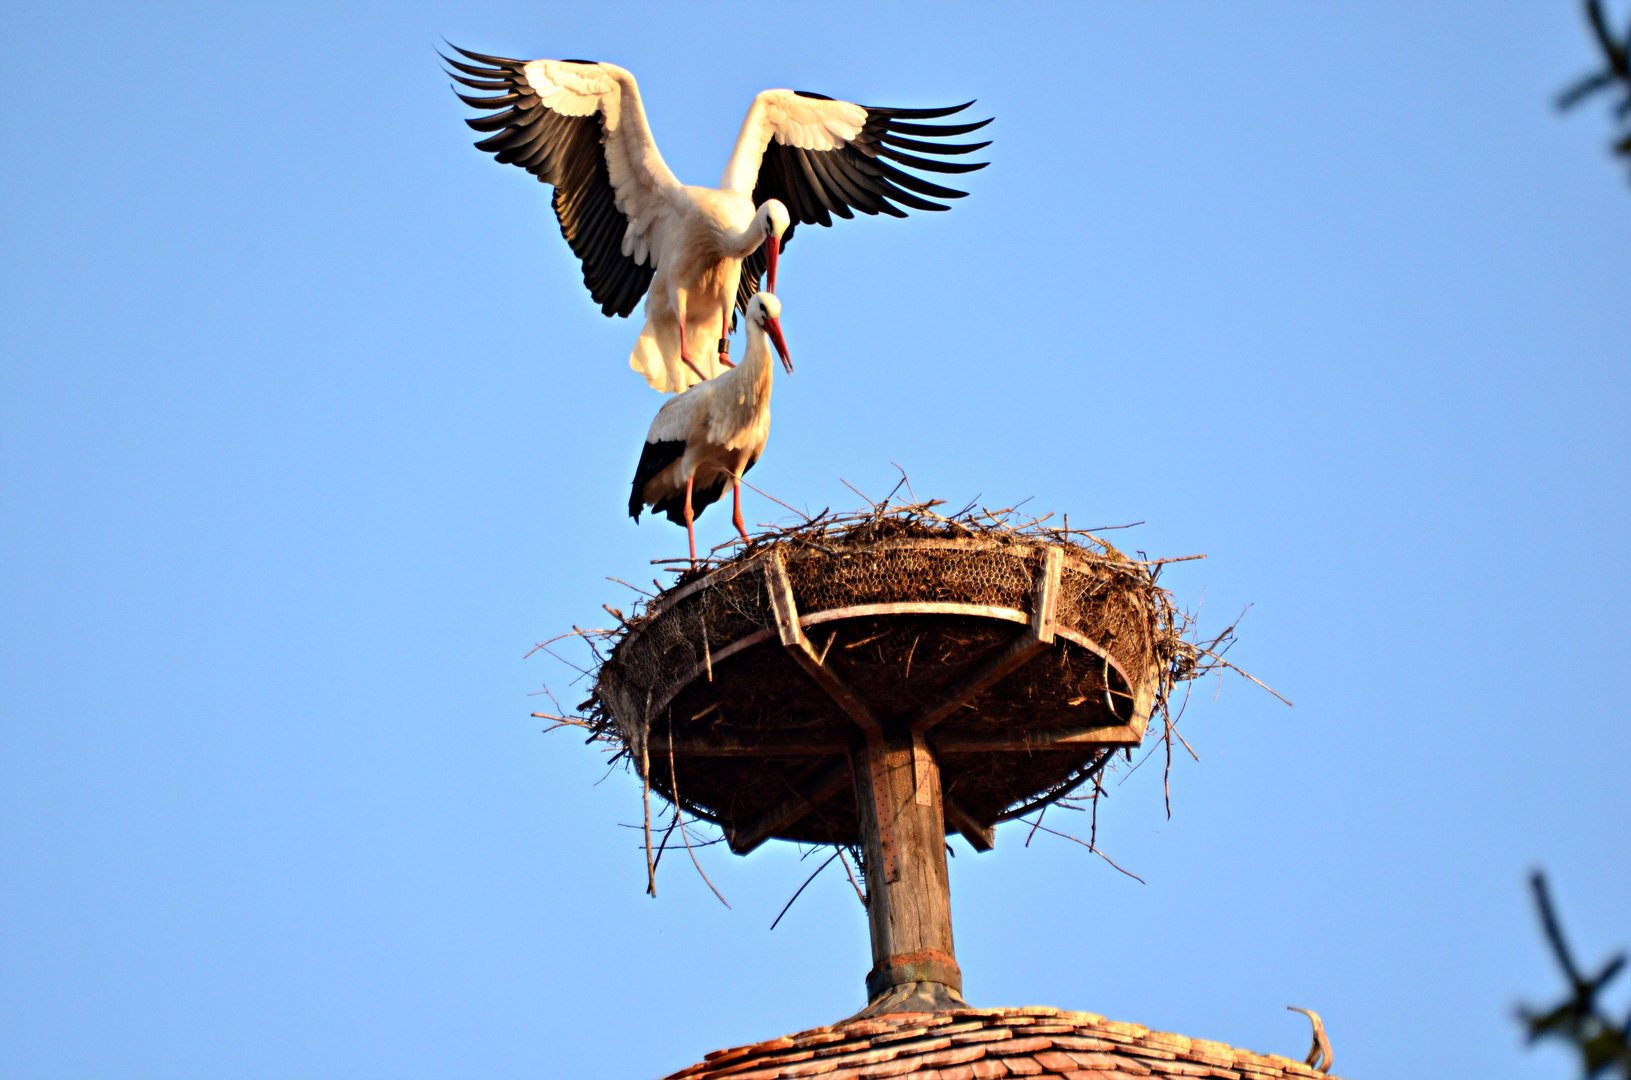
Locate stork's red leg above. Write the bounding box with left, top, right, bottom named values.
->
left=678, top=322, right=705, bottom=381
left=731, top=476, right=749, bottom=542
left=684, top=473, right=697, bottom=568
left=676, top=291, right=705, bottom=382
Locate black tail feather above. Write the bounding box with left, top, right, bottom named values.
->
left=629, top=439, right=685, bottom=520
left=655, top=477, right=727, bottom=525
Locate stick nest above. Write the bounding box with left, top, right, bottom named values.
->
left=533, top=493, right=1280, bottom=884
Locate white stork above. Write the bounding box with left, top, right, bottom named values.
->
left=628, top=292, right=792, bottom=564
left=446, top=47, right=989, bottom=393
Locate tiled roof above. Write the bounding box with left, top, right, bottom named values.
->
left=664, top=1006, right=1336, bottom=1080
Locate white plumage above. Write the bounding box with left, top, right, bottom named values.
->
left=448, top=48, right=989, bottom=393
left=628, top=293, right=793, bottom=563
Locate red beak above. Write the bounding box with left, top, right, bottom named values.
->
left=764, top=233, right=780, bottom=295
left=766, top=315, right=792, bottom=374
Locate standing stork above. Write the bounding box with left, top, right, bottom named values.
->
left=629, top=292, right=792, bottom=565
left=446, top=48, right=989, bottom=392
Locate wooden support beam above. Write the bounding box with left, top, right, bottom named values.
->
left=650, top=723, right=1139, bottom=757
left=932, top=723, right=1145, bottom=752
left=755, top=550, right=897, bottom=868
left=765, top=550, right=882, bottom=737
left=942, top=792, right=995, bottom=852
left=648, top=731, right=852, bottom=757
left=1032, top=544, right=1063, bottom=645
left=904, top=630, right=1046, bottom=731
left=908, top=546, right=1064, bottom=733
left=724, top=757, right=852, bottom=855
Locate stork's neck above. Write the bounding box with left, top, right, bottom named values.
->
left=735, top=322, right=776, bottom=402
left=721, top=211, right=769, bottom=260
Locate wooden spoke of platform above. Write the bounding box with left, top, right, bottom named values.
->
left=769, top=550, right=901, bottom=875
left=764, top=551, right=883, bottom=739
left=648, top=731, right=852, bottom=757
left=648, top=723, right=1142, bottom=758
left=906, top=545, right=1063, bottom=733
left=723, top=757, right=853, bottom=855
left=734, top=550, right=899, bottom=867
left=942, top=791, right=995, bottom=852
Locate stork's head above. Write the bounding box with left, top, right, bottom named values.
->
left=749, top=292, right=792, bottom=374
left=757, top=199, right=791, bottom=294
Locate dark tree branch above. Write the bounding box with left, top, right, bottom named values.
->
left=1517, top=871, right=1631, bottom=1080
left=1559, top=0, right=1631, bottom=176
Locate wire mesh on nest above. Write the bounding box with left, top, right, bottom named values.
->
left=538, top=495, right=1264, bottom=862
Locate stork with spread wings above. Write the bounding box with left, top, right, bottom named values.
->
left=446, top=47, right=991, bottom=393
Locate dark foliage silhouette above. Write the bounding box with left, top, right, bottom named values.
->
left=1558, top=0, right=1631, bottom=180
left=1518, top=872, right=1631, bottom=1080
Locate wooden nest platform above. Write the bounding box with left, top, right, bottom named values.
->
left=587, top=501, right=1198, bottom=855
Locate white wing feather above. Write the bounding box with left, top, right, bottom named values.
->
left=518, top=60, right=686, bottom=267
left=718, top=90, right=869, bottom=193
left=645, top=384, right=708, bottom=445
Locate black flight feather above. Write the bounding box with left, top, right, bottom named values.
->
left=885, top=117, right=994, bottom=138
left=878, top=134, right=992, bottom=156
left=446, top=46, right=653, bottom=317
left=629, top=440, right=685, bottom=520
left=745, top=96, right=989, bottom=272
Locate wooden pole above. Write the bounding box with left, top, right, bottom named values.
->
left=851, top=730, right=961, bottom=1004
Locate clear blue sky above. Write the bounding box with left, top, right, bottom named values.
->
left=2, top=2, right=1626, bottom=1078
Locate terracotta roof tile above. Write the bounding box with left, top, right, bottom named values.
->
left=877, top=1036, right=954, bottom=1056
left=661, top=1007, right=1342, bottom=1080
left=951, top=1028, right=1017, bottom=1047
left=1032, top=1052, right=1085, bottom=1072
left=989, top=1037, right=1058, bottom=1056
left=827, top=1045, right=911, bottom=1069
left=936, top=1021, right=997, bottom=1037
left=846, top=1022, right=907, bottom=1038
left=873, top=1027, right=941, bottom=1046
left=1102, top=1055, right=1152, bottom=1075
left=1057, top=1052, right=1125, bottom=1071
left=921, top=1045, right=992, bottom=1068
left=739, top=1048, right=818, bottom=1069
left=815, top=1042, right=878, bottom=1061
left=1047, top=1036, right=1117, bottom=1053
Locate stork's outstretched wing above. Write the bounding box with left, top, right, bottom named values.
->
left=721, top=90, right=991, bottom=315
left=446, top=48, right=682, bottom=317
